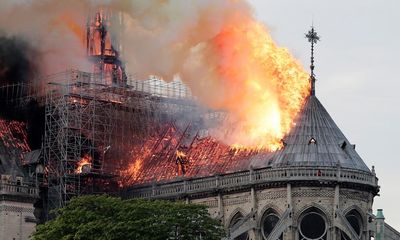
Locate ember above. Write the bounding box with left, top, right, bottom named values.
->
left=0, top=119, right=30, bottom=157
left=176, top=150, right=186, bottom=159
left=119, top=123, right=266, bottom=185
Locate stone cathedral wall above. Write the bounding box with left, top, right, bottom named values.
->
left=190, top=185, right=374, bottom=240
left=0, top=200, right=36, bottom=240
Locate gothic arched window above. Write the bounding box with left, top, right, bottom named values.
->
left=261, top=209, right=282, bottom=240
left=346, top=209, right=363, bottom=236
left=298, top=207, right=327, bottom=240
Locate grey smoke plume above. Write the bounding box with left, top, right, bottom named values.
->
left=0, top=0, right=310, bottom=148
left=0, top=0, right=251, bottom=93
left=0, top=0, right=92, bottom=77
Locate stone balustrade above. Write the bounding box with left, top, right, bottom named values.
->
left=0, top=183, right=39, bottom=197
left=126, top=166, right=378, bottom=199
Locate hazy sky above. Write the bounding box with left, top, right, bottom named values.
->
left=248, top=0, right=400, bottom=230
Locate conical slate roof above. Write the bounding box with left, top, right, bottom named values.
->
left=250, top=95, right=371, bottom=172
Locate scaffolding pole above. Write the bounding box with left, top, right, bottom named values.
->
left=44, top=70, right=200, bottom=213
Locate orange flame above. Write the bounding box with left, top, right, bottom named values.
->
left=120, top=146, right=151, bottom=182
left=176, top=150, right=186, bottom=158
left=124, top=159, right=143, bottom=181
left=209, top=18, right=310, bottom=150
left=51, top=14, right=86, bottom=44
left=75, top=154, right=92, bottom=174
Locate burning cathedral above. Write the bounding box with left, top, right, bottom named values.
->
left=0, top=3, right=399, bottom=240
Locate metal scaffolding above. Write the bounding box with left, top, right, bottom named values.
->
left=44, top=69, right=199, bottom=212
left=0, top=82, right=43, bottom=116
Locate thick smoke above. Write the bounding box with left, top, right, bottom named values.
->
left=0, top=0, right=310, bottom=149
left=0, top=0, right=92, bottom=78
left=0, top=0, right=252, bottom=86
left=0, top=35, right=36, bottom=86
left=0, top=0, right=251, bottom=82
left=0, top=35, right=37, bottom=119
left=0, top=1, right=93, bottom=148
left=0, top=35, right=44, bottom=149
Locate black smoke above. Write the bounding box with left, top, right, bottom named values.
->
left=0, top=34, right=44, bottom=149
left=0, top=35, right=36, bottom=84
left=0, top=35, right=37, bottom=117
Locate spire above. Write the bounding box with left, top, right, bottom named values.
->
left=305, top=25, right=320, bottom=96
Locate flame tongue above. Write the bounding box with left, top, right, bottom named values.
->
left=207, top=19, right=310, bottom=150
left=176, top=150, right=186, bottom=158
left=75, top=154, right=92, bottom=174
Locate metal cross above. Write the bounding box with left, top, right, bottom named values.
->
left=305, top=26, right=320, bottom=96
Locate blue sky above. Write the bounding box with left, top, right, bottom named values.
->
left=249, top=0, right=400, bottom=229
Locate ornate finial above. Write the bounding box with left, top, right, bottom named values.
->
left=305, top=25, right=320, bottom=96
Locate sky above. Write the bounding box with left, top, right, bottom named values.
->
left=248, top=0, right=400, bottom=230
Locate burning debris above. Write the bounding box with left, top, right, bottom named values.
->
left=0, top=119, right=30, bottom=155
left=175, top=150, right=188, bottom=175
left=75, top=154, right=92, bottom=174
left=117, top=121, right=268, bottom=185
left=0, top=118, right=32, bottom=180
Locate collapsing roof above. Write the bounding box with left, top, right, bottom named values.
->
left=0, top=119, right=31, bottom=178
left=127, top=94, right=371, bottom=185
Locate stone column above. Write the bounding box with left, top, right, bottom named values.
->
left=217, top=193, right=223, bottom=216
left=287, top=183, right=292, bottom=209
left=285, top=183, right=294, bottom=240
left=332, top=185, right=340, bottom=240
left=251, top=187, right=257, bottom=211
left=366, top=193, right=374, bottom=240
left=251, top=187, right=261, bottom=240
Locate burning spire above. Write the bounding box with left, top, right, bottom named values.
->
left=86, top=9, right=127, bottom=86
left=305, top=25, right=321, bottom=96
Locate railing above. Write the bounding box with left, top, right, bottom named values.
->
left=126, top=166, right=378, bottom=199
left=0, top=183, right=39, bottom=197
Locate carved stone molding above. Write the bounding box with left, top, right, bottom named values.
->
left=292, top=189, right=334, bottom=198
left=340, top=189, right=370, bottom=203
left=193, top=199, right=218, bottom=208
left=258, top=189, right=286, bottom=200
left=223, top=194, right=250, bottom=206
left=0, top=205, right=34, bottom=213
